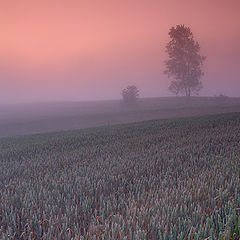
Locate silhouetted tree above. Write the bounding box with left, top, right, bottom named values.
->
left=122, top=85, right=139, bottom=105
left=164, top=25, right=206, bottom=97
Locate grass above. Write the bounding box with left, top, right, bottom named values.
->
left=1, top=96, right=240, bottom=138
left=0, top=112, right=239, bottom=239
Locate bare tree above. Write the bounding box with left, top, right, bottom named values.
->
left=122, top=85, right=139, bottom=105
left=164, top=25, right=206, bottom=97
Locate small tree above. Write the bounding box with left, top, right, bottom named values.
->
left=164, top=25, right=206, bottom=97
left=122, top=85, right=139, bottom=105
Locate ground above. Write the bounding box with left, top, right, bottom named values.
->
left=0, top=112, right=239, bottom=239
left=1, top=96, right=240, bottom=138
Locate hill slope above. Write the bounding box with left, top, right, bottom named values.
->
left=1, top=96, right=240, bottom=138
left=0, top=112, right=239, bottom=239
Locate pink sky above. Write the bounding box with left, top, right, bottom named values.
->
left=0, top=0, right=239, bottom=103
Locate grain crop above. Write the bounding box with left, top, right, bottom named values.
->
left=0, top=113, right=239, bottom=239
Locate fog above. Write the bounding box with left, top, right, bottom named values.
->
left=0, top=0, right=239, bottom=104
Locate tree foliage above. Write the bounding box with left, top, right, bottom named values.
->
left=122, top=85, right=139, bottom=104
left=164, top=25, right=206, bottom=97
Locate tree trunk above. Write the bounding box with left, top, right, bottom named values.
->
left=186, top=88, right=191, bottom=97
left=184, top=86, right=188, bottom=97
left=183, top=82, right=191, bottom=97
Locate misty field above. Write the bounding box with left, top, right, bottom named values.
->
left=1, top=97, right=240, bottom=138
left=0, top=113, right=239, bottom=239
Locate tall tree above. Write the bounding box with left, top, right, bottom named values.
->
left=164, top=25, right=206, bottom=97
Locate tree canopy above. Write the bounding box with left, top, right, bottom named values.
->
left=122, top=85, right=139, bottom=105
left=164, top=25, right=206, bottom=97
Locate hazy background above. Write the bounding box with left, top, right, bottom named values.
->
left=0, top=0, right=240, bottom=103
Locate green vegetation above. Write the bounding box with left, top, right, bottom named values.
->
left=0, top=113, right=239, bottom=239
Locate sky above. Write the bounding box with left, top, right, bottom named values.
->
left=0, top=0, right=239, bottom=103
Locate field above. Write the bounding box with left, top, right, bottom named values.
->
left=1, top=96, right=240, bottom=138
left=0, top=112, right=239, bottom=239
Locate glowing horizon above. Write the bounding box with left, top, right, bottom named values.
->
left=0, top=0, right=239, bottom=103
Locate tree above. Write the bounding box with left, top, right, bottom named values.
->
left=164, top=25, right=206, bottom=97
left=122, top=85, right=139, bottom=105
